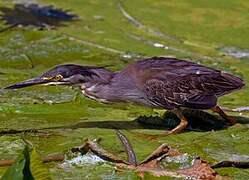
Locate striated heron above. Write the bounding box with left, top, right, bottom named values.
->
left=5, top=57, right=245, bottom=134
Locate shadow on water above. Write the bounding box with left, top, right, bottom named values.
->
left=0, top=3, right=78, bottom=32
left=1, top=110, right=249, bottom=135
left=69, top=110, right=239, bottom=132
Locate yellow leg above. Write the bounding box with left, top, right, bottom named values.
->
left=167, top=108, right=188, bottom=135
left=211, top=105, right=236, bottom=125
left=130, top=109, right=188, bottom=141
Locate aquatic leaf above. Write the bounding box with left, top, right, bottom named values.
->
left=30, top=148, right=52, bottom=180
left=1, top=152, right=25, bottom=180
left=1, top=146, right=33, bottom=180
left=0, top=0, right=249, bottom=179
left=1, top=146, right=52, bottom=180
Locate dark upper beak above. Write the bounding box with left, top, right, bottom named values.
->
left=4, top=77, right=49, bottom=89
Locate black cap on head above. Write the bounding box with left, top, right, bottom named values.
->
left=4, top=64, right=100, bottom=89
left=41, top=64, right=98, bottom=79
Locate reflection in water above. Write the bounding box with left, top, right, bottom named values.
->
left=137, top=109, right=227, bottom=131
left=0, top=3, right=78, bottom=30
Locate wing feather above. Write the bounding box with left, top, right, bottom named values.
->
left=120, top=57, right=244, bottom=109
left=144, top=78, right=217, bottom=109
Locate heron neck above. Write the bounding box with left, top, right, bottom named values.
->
left=84, top=71, right=145, bottom=104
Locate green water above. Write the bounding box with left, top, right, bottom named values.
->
left=0, top=0, right=249, bottom=179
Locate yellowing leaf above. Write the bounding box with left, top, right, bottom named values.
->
left=30, top=149, right=52, bottom=180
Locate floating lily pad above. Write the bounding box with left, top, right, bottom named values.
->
left=0, top=0, right=249, bottom=179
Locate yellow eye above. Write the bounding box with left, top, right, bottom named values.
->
left=54, top=74, right=63, bottom=81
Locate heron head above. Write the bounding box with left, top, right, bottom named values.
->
left=4, top=64, right=104, bottom=89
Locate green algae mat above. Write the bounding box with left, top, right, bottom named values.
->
left=0, top=0, right=249, bottom=179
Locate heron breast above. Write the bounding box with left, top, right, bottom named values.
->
left=81, top=88, right=109, bottom=103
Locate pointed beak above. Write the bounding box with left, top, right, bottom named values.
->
left=4, top=77, right=49, bottom=89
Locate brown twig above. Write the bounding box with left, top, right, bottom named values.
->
left=116, top=130, right=137, bottom=166
left=42, top=153, right=65, bottom=163
left=71, top=137, right=225, bottom=178
left=71, top=141, right=90, bottom=155
left=0, top=153, right=64, bottom=167
left=140, top=144, right=170, bottom=165
left=212, top=161, right=249, bottom=169
left=0, top=160, right=15, bottom=167
left=115, top=163, right=184, bottom=178
left=80, top=139, right=128, bottom=164
left=177, top=158, right=219, bottom=180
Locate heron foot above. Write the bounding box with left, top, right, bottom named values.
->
left=167, top=108, right=189, bottom=134
left=211, top=106, right=236, bottom=125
